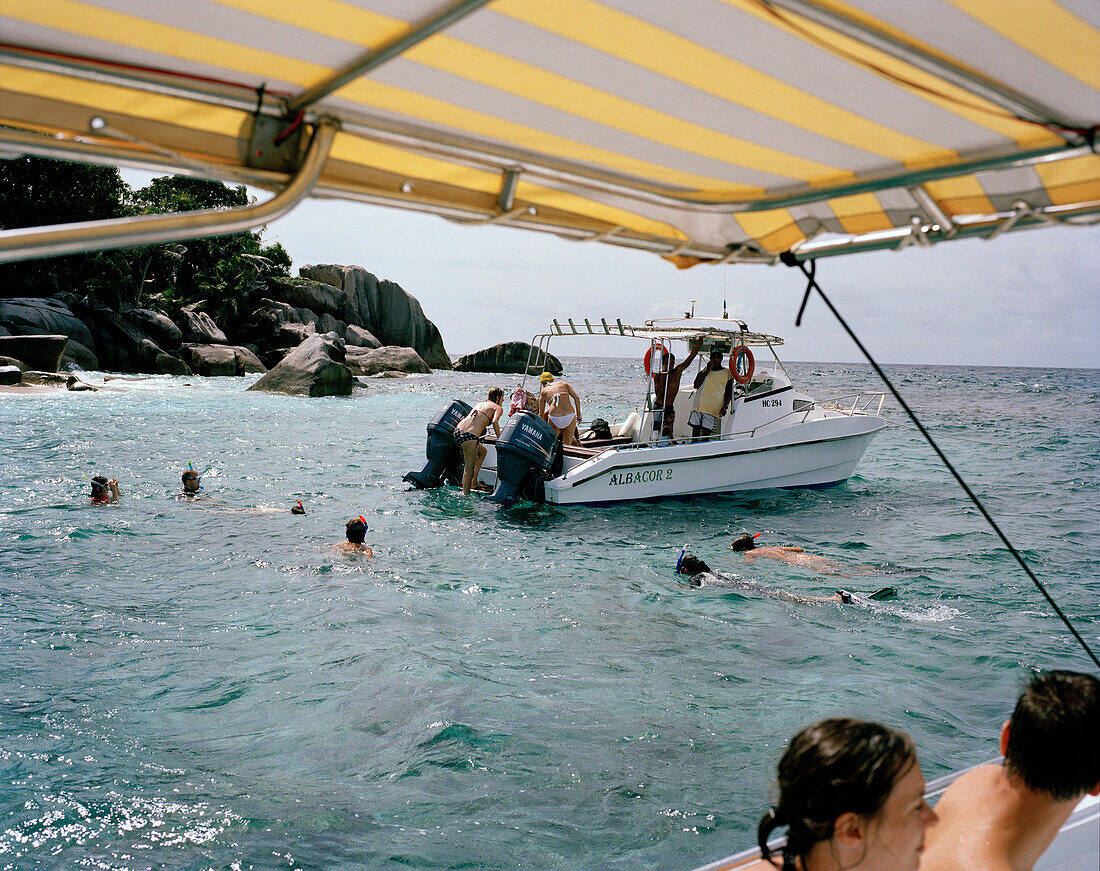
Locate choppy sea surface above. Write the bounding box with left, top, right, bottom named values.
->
left=1, top=358, right=1097, bottom=870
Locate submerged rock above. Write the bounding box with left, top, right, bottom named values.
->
left=21, top=371, right=70, bottom=386
left=247, top=332, right=352, bottom=397
left=65, top=374, right=97, bottom=391
left=454, top=341, right=562, bottom=375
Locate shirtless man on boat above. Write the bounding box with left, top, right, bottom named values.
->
left=920, top=670, right=1100, bottom=871
left=454, top=387, right=504, bottom=495
left=650, top=338, right=702, bottom=441
left=537, top=372, right=582, bottom=446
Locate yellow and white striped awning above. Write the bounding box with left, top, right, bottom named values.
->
left=1, top=0, right=1098, bottom=265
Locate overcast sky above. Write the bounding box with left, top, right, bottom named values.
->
left=258, top=197, right=1099, bottom=369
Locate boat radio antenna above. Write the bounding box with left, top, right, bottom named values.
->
left=785, top=255, right=1099, bottom=669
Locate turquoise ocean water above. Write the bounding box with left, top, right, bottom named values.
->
left=1, top=359, right=1098, bottom=870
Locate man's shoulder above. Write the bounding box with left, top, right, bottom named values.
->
left=938, top=764, right=1002, bottom=802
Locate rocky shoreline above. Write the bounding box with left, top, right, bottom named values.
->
left=0, top=264, right=455, bottom=396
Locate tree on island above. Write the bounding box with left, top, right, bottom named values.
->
left=0, top=155, right=130, bottom=299
left=128, top=175, right=291, bottom=326
left=0, top=156, right=290, bottom=324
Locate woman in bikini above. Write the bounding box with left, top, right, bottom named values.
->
left=537, top=373, right=582, bottom=446
left=453, top=387, right=504, bottom=495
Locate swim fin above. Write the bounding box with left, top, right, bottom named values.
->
left=868, top=587, right=898, bottom=601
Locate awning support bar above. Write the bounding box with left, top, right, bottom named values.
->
left=0, top=120, right=337, bottom=263
left=286, top=0, right=493, bottom=114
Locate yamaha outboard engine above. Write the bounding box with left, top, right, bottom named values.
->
left=484, top=411, right=560, bottom=505
left=403, top=399, right=472, bottom=489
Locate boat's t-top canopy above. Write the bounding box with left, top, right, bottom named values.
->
left=545, top=316, right=783, bottom=348
left=1, top=1, right=1097, bottom=267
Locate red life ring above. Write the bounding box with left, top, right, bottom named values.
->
left=643, top=344, right=669, bottom=376
left=730, top=345, right=754, bottom=384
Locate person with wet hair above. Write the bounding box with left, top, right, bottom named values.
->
left=731, top=533, right=866, bottom=576
left=744, top=718, right=936, bottom=871
left=336, top=515, right=373, bottom=555
left=920, top=670, right=1100, bottom=871
left=89, top=475, right=120, bottom=504
left=181, top=469, right=201, bottom=496
left=675, top=551, right=896, bottom=607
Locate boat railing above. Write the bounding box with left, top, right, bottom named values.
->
left=819, top=392, right=886, bottom=417
left=617, top=393, right=886, bottom=448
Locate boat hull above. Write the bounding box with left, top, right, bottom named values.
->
left=479, top=414, right=884, bottom=506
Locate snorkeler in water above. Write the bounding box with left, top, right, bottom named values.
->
left=729, top=533, right=876, bottom=575
left=89, top=475, right=120, bottom=504
left=291, top=500, right=306, bottom=515
left=181, top=468, right=201, bottom=496
left=676, top=551, right=897, bottom=607
left=335, top=515, right=373, bottom=555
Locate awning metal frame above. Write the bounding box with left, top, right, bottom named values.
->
left=285, top=0, right=493, bottom=115
left=1, top=120, right=1096, bottom=266
left=1, top=0, right=1097, bottom=269
left=0, top=121, right=338, bottom=263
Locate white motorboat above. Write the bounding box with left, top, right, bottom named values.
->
left=406, top=316, right=885, bottom=506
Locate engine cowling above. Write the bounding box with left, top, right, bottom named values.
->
left=402, top=399, right=473, bottom=489
left=484, top=411, right=560, bottom=504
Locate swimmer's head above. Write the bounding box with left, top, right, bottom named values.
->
left=345, top=515, right=367, bottom=543
left=539, top=372, right=553, bottom=385
left=182, top=469, right=201, bottom=493
left=677, top=554, right=711, bottom=575
left=291, top=500, right=305, bottom=515
left=488, top=387, right=504, bottom=404
left=731, top=533, right=760, bottom=552
left=90, top=475, right=108, bottom=496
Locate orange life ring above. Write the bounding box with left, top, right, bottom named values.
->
left=643, top=344, right=669, bottom=376
left=730, top=345, right=755, bottom=384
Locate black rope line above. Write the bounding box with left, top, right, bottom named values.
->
left=783, top=255, right=1099, bottom=669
